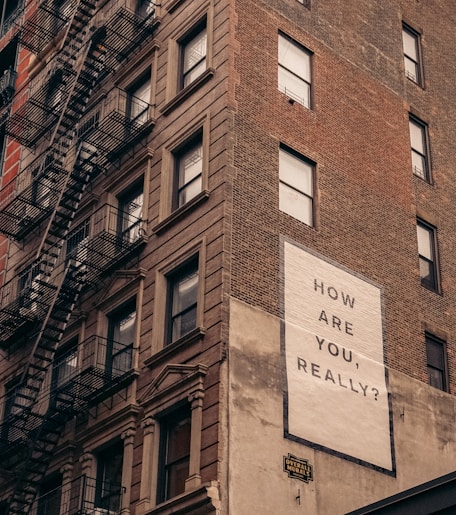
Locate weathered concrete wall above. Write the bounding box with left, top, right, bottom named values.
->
left=228, top=297, right=456, bottom=514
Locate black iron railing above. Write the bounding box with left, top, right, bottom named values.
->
left=32, top=475, right=124, bottom=515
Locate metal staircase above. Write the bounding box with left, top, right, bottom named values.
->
left=0, top=0, right=158, bottom=511
left=2, top=0, right=104, bottom=511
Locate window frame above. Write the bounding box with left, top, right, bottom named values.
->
left=425, top=333, right=448, bottom=392
left=278, top=32, right=312, bottom=108
left=117, top=181, right=144, bottom=244
left=417, top=219, right=440, bottom=292
left=179, top=22, right=208, bottom=90
left=172, top=132, right=203, bottom=211
left=106, top=299, right=136, bottom=378
left=279, top=144, right=315, bottom=227
left=95, top=440, right=124, bottom=512
left=402, top=23, right=423, bottom=86
left=126, top=70, right=151, bottom=125
left=162, top=8, right=214, bottom=114
left=156, top=403, right=192, bottom=503
left=409, top=114, right=431, bottom=182
left=165, top=256, right=199, bottom=345
left=156, top=113, right=210, bottom=231
left=152, top=242, right=206, bottom=356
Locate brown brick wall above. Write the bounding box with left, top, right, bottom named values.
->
left=230, top=0, right=456, bottom=392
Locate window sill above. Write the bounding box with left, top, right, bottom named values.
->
left=144, top=327, right=206, bottom=369
left=160, top=68, right=215, bottom=116
left=146, top=481, right=220, bottom=515
left=164, top=0, right=186, bottom=12
left=152, top=190, right=209, bottom=235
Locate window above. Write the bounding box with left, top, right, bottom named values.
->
left=278, top=33, right=312, bottom=108
left=66, top=218, right=90, bottom=271
left=107, top=301, right=135, bottom=376
left=118, top=184, right=143, bottom=244
left=0, top=0, right=23, bottom=36
left=95, top=441, right=124, bottom=512
left=417, top=219, right=439, bottom=291
left=157, top=405, right=192, bottom=503
left=402, top=24, right=422, bottom=85
left=279, top=145, right=314, bottom=226
left=138, top=364, right=208, bottom=509
left=51, top=338, right=78, bottom=409
left=425, top=334, right=447, bottom=391
left=127, top=72, right=151, bottom=125
left=409, top=116, right=430, bottom=181
left=137, top=0, right=154, bottom=19
left=0, top=39, right=18, bottom=110
left=166, top=258, right=199, bottom=345
left=18, top=261, right=42, bottom=314
left=173, top=134, right=203, bottom=210
left=181, top=24, right=207, bottom=89
left=36, top=474, right=62, bottom=515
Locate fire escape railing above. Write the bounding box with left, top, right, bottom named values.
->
left=65, top=203, right=147, bottom=285
left=0, top=0, right=157, bottom=510
left=0, top=200, right=145, bottom=347
left=0, top=152, right=67, bottom=238
left=0, top=260, right=57, bottom=347
left=92, top=0, right=158, bottom=72
left=77, top=86, right=154, bottom=166
left=32, top=475, right=125, bottom=515
left=52, top=335, right=134, bottom=412
left=4, top=64, right=76, bottom=148
left=19, top=0, right=76, bottom=54
left=0, top=335, right=133, bottom=456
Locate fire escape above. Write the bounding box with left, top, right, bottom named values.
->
left=0, top=0, right=158, bottom=512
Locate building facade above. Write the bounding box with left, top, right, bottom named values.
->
left=0, top=0, right=455, bottom=513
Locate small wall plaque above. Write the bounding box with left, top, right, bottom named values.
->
left=283, top=453, right=314, bottom=483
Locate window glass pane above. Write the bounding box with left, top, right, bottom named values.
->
left=404, top=56, right=418, bottom=82
left=417, top=224, right=432, bottom=260
left=278, top=35, right=310, bottom=82
left=279, top=183, right=313, bottom=226
left=419, top=257, right=435, bottom=289
left=120, top=187, right=143, bottom=242
left=170, top=265, right=198, bottom=341
left=402, top=29, right=417, bottom=60
left=179, top=143, right=203, bottom=186
left=428, top=366, right=444, bottom=390
left=183, top=60, right=206, bottom=87
left=183, top=28, right=207, bottom=86
left=179, top=176, right=202, bottom=206
left=54, top=347, right=78, bottom=388
left=163, top=410, right=191, bottom=501
left=411, top=150, right=426, bottom=178
left=172, top=270, right=198, bottom=315
left=113, top=309, right=136, bottom=345
left=278, top=68, right=310, bottom=106
left=409, top=120, right=425, bottom=153
left=279, top=149, right=313, bottom=195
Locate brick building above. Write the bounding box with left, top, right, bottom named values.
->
left=0, top=0, right=455, bottom=513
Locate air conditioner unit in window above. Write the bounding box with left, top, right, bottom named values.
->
left=85, top=509, right=114, bottom=515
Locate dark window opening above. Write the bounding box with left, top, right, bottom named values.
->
left=157, top=404, right=191, bottom=503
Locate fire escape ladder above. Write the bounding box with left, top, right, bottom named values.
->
left=6, top=263, right=86, bottom=515
left=6, top=63, right=106, bottom=515
left=4, top=3, right=109, bottom=513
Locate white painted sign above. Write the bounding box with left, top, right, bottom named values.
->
left=283, top=240, right=394, bottom=472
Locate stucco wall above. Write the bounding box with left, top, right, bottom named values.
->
left=228, top=297, right=456, bottom=514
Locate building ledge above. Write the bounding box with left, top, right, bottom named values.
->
left=146, top=481, right=220, bottom=515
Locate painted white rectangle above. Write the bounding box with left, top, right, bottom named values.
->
left=283, top=240, right=394, bottom=472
